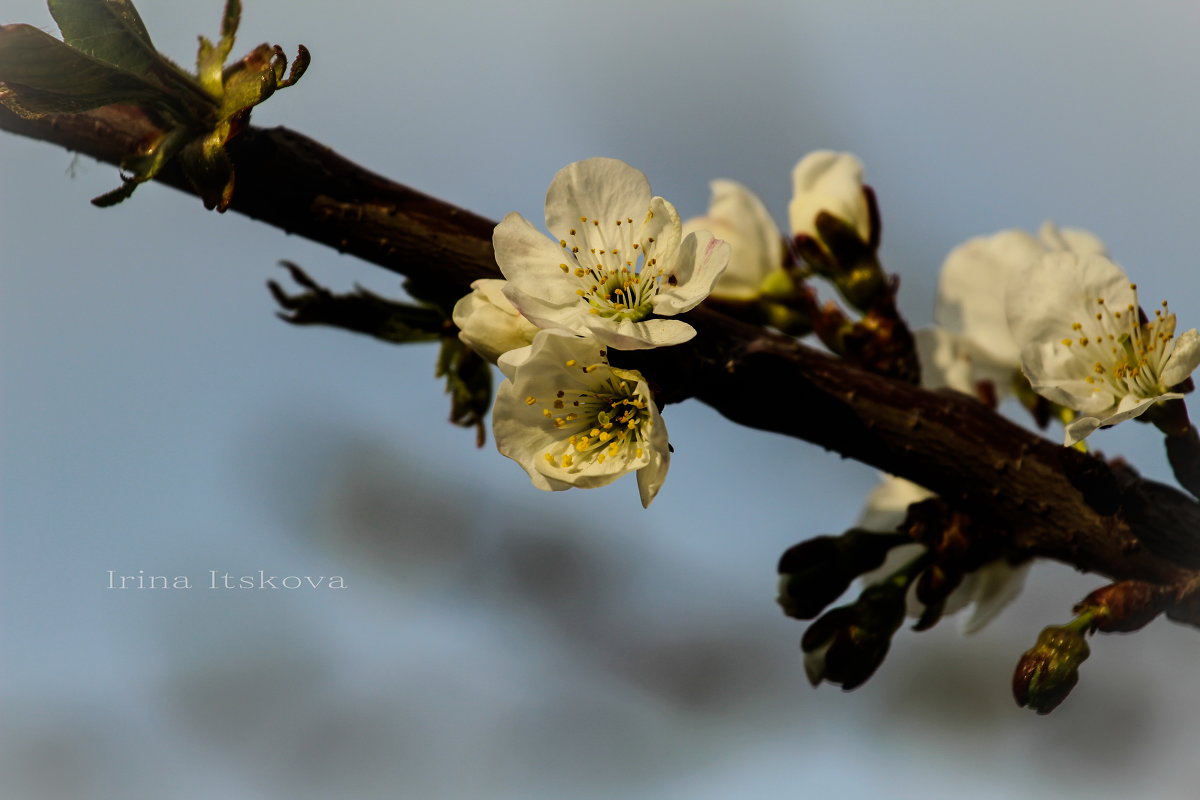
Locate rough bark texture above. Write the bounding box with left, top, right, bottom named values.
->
left=4, top=104, right=1200, bottom=625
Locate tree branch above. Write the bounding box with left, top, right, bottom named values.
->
left=5, top=104, right=1200, bottom=626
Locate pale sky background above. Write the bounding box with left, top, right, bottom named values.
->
left=3, top=1, right=1200, bottom=798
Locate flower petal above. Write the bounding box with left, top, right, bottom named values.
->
left=959, top=561, right=1031, bottom=635
left=494, top=211, right=582, bottom=307
left=635, top=382, right=670, bottom=508
left=788, top=151, right=870, bottom=242
left=651, top=230, right=730, bottom=316
left=1161, top=328, right=1200, bottom=388
left=1038, top=221, right=1107, bottom=256
left=915, top=326, right=1018, bottom=396
left=683, top=179, right=783, bottom=301
left=857, top=476, right=935, bottom=532
left=937, top=229, right=1044, bottom=365
left=583, top=317, right=696, bottom=350
left=452, top=279, right=539, bottom=363
left=544, top=157, right=651, bottom=243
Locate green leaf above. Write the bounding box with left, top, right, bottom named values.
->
left=47, top=0, right=215, bottom=120
left=48, top=0, right=158, bottom=75
left=0, top=24, right=170, bottom=114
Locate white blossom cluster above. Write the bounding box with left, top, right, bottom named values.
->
left=454, top=151, right=1200, bottom=640
left=453, top=157, right=729, bottom=507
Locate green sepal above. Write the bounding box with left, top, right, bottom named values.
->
left=436, top=338, right=492, bottom=447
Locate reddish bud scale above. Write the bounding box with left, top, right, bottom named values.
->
left=1074, top=581, right=1169, bottom=633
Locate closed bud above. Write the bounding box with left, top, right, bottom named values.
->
left=1013, top=625, right=1091, bottom=714
left=795, top=211, right=886, bottom=313
left=1074, top=581, right=1169, bottom=633
left=801, top=582, right=907, bottom=691
left=777, top=531, right=906, bottom=620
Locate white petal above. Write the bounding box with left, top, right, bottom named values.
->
left=652, top=231, right=730, bottom=316
left=915, top=326, right=1018, bottom=396
left=859, top=542, right=929, bottom=618
left=583, top=317, right=696, bottom=350
left=636, top=388, right=670, bottom=508
left=544, top=157, right=651, bottom=243
left=1062, top=392, right=1183, bottom=446
left=788, top=151, right=870, bottom=241
left=1006, top=252, right=1133, bottom=351
left=937, top=229, right=1043, bottom=365
left=1161, top=328, right=1200, bottom=387
left=494, top=212, right=581, bottom=307
left=959, top=561, right=1031, bottom=635
left=683, top=179, right=783, bottom=301
left=636, top=196, right=682, bottom=279
left=1038, top=221, right=1107, bottom=256
left=502, top=284, right=588, bottom=335
left=497, top=341, right=535, bottom=379
left=1063, top=415, right=1104, bottom=446
left=857, top=476, right=935, bottom=532
left=452, top=279, right=539, bottom=363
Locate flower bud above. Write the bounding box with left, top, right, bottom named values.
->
left=451, top=279, right=538, bottom=364
left=801, top=582, right=907, bottom=690
left=777, top=530, right=906, bottom=620
left=1012, top=625, right=1091, bottom=714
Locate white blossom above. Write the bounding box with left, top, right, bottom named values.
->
left=922, top=222, right=1106, bottom=396
left=493, top=331, right=669, bottom=508
left=858, top=476, right=1029, bottom=635
left=1007, top=251, right=1200, bottom=445
left=682, top=179, right=785, bottom=301
left=451, top=278, right=539, bottom=363
left=788, top=151, right=871, bottom=250
left=494, top=158, right=729, bottom=351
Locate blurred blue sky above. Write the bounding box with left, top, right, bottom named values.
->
left=4, top=1, right=1200, bottom=798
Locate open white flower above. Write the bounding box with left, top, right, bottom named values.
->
left=929, top=222, right=1107, bottom=395
left=936, top=220, right=1104, bottom=386
left=493, top=331, right=669, bottom=507
left=1007, top=252, right=1200, bottom=445
left=451, top=278, right=539, bottom=363
left=858, top=476, right=1029, bottom=635
left=494, top=158, right=729, bottom=351
left=682, top=179, right=785, bottom=302
left=788, top=151, right=871, bottom=250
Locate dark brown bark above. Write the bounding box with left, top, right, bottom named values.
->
left=5, top=104, right=1200, bottom=625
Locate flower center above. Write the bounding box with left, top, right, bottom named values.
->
left=557, top=213, right=666, bottom=322
left=527, top=362, right=652, bottom=472
left=1061, top=285, right=1178, bottom=397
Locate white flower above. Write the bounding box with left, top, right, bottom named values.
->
left=682, top=179, right=785, bottom=301
left=931, top=223, right=1107, bottom=393
left=451, top=278, right=539, bottom=363
left=494, top=158, right=729, bottom=351
left=1007, top=251, right=1200, bottom=446
left=858, top=476, right=1029, bottom=634
left=493, top=331, right=669, bottom=508
left=788, top=151, right=871, bottom=250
